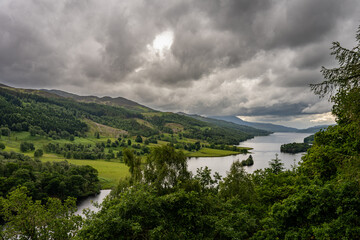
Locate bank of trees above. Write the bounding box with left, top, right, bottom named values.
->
left=280, top=142, right=311, bottom=153
left=0, top=151, right=100, bottom=200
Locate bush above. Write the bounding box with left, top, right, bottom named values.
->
left=20, top=142, right=35, bottom=152
left=34, top=149, right=43, bottom=158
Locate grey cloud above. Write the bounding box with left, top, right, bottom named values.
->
left=236, top=102, right=311, bottom=117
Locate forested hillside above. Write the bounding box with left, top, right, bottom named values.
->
left=0, top=85, right=268, bottom=145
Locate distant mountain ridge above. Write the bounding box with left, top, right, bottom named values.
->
left=178, top=112, right=271, bottom=136
left=0, top=83, right=270, bottom=145
left=42, top=89, right=154, bottom=112
left=210, top=115, right=297, bottom=132
left=209, top=115, right=330, bottom=133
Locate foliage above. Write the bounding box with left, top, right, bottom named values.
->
left=0, top=151, right=100, bottom=200
left=240, top=154, right=254, bottom=166
left=268, top=154, right=284, bottom=174
left=304, top=134, right=315, bottom=144
left=143, top=145, right=190, bottom=191
left=34, top=149, right=43, bottom=158
left=280, top=142, right=311, bottom=153
left=219, top=160, right=255, bottom=201
left=20, top=141, right=35, bottom=152
left=0, top=187, right=82, bottom=240
left=123, top=148, right=142, bottom=183
left=135, top=135, right=143, bottom=143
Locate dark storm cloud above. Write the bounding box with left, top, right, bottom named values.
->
left=0, top=0, right=359, bottom=123
left=237, top=102, right=311, bottom=117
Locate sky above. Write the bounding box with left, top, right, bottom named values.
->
left=0, top=0, right=359, bottom=128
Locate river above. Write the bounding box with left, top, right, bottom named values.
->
left=77, top=132, right=312, bottom=214
left=76, top=189, right=111, bottom=216
left=187, top=132, right=311, bottom=177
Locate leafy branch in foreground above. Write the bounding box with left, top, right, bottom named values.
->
left=0, top=187, right=82, bottom=240
left=311, top=25, right=360, bottom=98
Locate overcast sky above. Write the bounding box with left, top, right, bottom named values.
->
left=1, top=0, right=359, bottom=128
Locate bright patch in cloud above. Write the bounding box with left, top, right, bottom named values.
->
left=152, top=31, right=173, bottom=51
left=310, top=112, right=335, bottom=123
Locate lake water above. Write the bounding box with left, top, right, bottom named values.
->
left=187, top=132, right=311, bottom=178
left=78, top=132, right=312, bottom=213
left=76, top=189, right=111, bottom=216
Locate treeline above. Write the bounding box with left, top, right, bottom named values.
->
left=280, top=142, right=311, bottom=153
left=0, top=87, right=155, bottom=138
left=304, top=134, right=315, bottom=144
left=148, top=113, right=259, bottom=145
left=0, top=151, right=100, bottom=201
left=0, top=88, right=88, bottom=136
left=44, top=141, right=150, bottom=160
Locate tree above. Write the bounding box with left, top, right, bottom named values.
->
left=135, top=135, right=143, bottom=143
left=0, top=187, right=82, bottom=240
left=69, top=135, right=75, bottom=141
left=0, top=127, right=10, bottom=137
left=144, top=145, right=190, bottom=191
left=94, top=131, right=100, bottom=139
left=34, top=149, right=43, bottom=158
left=219, top=160, right=255, bottom=201
left=311, top=25, right=360, bottom=124
left=123, top=148, right=142, bottom=183
left=269, top=154, right=284, bottom=174
left=127, top=139, right=132, bottom=146
left=20, top=142, right=35, bottom=152
left=0, top=142, right=5, bottom=150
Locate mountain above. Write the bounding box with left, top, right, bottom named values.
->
left=296, top=125, right=330, bottom=133
left=178, top=113, right=271, bottom=136
left=42, top=89, right=153, bottom=112
left=0, top=84, right=269, bottom=145
left=210, top=115, right=298, bottom=132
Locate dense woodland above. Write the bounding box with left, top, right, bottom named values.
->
left=0, top=151, right=100, bottom=201
left=280, top=142, right=311, bottom=153
left=0, top=25, right=360, bottom=239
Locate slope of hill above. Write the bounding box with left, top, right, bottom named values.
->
left=296, top=125, right=330, bottom=133
left=210, top=115, right=298, bottom=132
left=42, top=89, right=153, bottom=112
left=0, top=84, right=267, bottom=146
left=179, top=113, right=271, bottom=136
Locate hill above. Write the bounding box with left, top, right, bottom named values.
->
left=0, top=83, right=268, bottom=148
left=42, top=89, right=153, bottom=112
left=179, top=113, right=271, bottom=136
left=210, top=115, right=298, bottom=132
left=210, top=115, right=330, bottom=133
left=296, top=125, right=330, bottom=133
